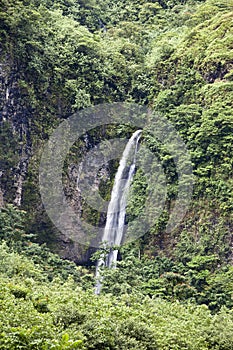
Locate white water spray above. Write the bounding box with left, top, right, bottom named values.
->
left=95, top=130, right=142, bottom=294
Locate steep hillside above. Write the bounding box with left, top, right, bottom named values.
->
left=0, top=0, right=233, bottom=274
left=1, top=0, right=233, bottom=348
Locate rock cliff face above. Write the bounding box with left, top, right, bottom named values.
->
left=0, top=57, right=32, bottom=207
left=0, top=57, right=112, bottom=263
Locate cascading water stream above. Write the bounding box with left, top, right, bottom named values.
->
left=95, top=130, right=142, bottom=294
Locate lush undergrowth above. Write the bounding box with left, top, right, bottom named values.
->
left=1, top=206, right=233, bottom=349
left=1, top=239, right=233, bottom=350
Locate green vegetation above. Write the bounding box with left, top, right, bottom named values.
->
left=1, top=0, right=233, bottom=348
left=0, top=205, right=233, bottom=348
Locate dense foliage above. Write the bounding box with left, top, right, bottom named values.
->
left=0, top=204, right=233, bottom=348
left=0, top=237, right=233, bottom=349
left=1, top=0, right=233, bottom=348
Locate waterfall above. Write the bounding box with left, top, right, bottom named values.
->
left=95, top=130, right=142, bottom=294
